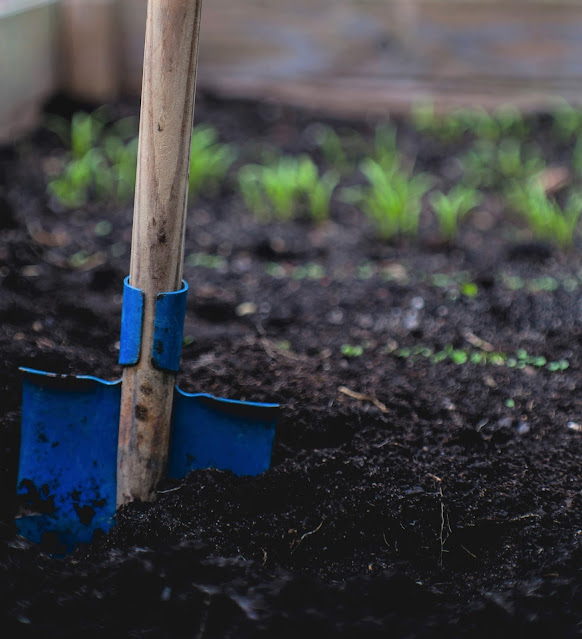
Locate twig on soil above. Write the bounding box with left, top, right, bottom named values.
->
left=157, top=485, right=182, bottom=494
left=460, top=544, right=477, bottom=559
left=463, top=330, right=494, bottom=352
left=429, top=474, right=451, bottom=570
left=291, top=521, right=324, bottom=554
left=254, top=323, right=306, bottom=361
left=338, top=386, right=388, bottom=413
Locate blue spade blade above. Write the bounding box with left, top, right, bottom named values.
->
left=169, top=388, right=278, bottom=478
left=16, top=369, right=121, bottom=552
left=17, top=368, right=278, bottom=551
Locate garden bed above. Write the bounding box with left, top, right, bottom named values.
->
left=1, top=93, right=582, bottom=637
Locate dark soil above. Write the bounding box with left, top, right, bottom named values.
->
left=1, top=93, right=582, bottom=637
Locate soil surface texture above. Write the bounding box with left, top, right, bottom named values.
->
left=1, top=94, right=582, bottom=638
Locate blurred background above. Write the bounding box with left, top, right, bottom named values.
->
left=2, top=0, right=582, bottom=142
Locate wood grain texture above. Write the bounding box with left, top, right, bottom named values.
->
left=117, top=0, right=203, bottom=506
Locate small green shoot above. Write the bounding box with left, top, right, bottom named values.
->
left=342, top=158, right=432, bottom=240
left=373, top=122, right=400, bottom=171
left=394, top=343, right=569, bottom=373
left=185, top=252, right=227, bottom=270
left=341, top=344, right=364, bottom=358
left=189, top=125, right=237, bottom=200
left=410, top=102, right=466, bottom=142
left=460, top=282, right=478, bottom=298
left=47, top=108, right=109, bottom=160
left=313, top=124, right=353, bottom=174
left=459, top=138, right=545, bottom=189
left=410, top=103, right=527, bottom=142
left=46, top=114, right=234, bottom=208
left=552, top=99, right=582, bottom=141
left=429, top=186, right=482, bottom=241
left=506, top=182, right=582, bottom=248
left=238, top=155, right=338, bottom=222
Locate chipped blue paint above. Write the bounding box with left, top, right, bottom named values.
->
left=17, top=369, right=120, bottom=551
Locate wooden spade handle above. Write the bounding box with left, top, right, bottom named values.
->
left=117, top=0, right=203, bottom=506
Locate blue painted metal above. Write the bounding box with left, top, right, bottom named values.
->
left=169, top=388, right=278, bottom=478
left=17, top=368, right=279, bottom=550
left=152, top=280, right=188, bottom=372
left=118, top=277, right=144, bottom=366
left=17, top=368, right=120, bottom=552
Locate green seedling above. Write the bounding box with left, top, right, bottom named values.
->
left=290, top=263, right=326, bottom=280
left=547, top=360, right=570, bottom=372
left=48, top=149, right=108, bottom=208
left=395, top=342, right=568, bottom=373
left=410, top=102, right=467, bottom=142
left=47, top=114, right=233, bottom=208
left=47, top=108, right=109, bottom=160
left=264, top=262, right=287, bottom=278
left=342, top=158, right=432, bottom=240
left=185, top=252, right=227, bottom=270
left=455, top=107, right=498, bottom=141
left=460, top=281, right=478, bottom=298
left=459, top=138, right=545, bottom=189
left=429, top=186, right=482, bottom=241
left=552, top=99, right=582, bottom=141
left=506, top=182, right=582, bottom=248
left=102, top=135, right=138, bottom=203
left=46, top=109, right=114, bottom=207
left=189, top=125, right=237, bottom=200
left=373, top=122, right=400, bottom=171
left=491, top=104, right=529, bottom=140
left=411, top=102, right=528, bottom=143
left=238, top=155, right=338, bottom=222
left=95, top=220, right=112, bottom=237
left=313, top=124, right=353, bottom=174
left=462, top=105, right=528, bottom=141
left=341, top=344, right=364, bottom=358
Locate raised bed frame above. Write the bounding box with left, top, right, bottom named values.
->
left=2, top=0, right=582, bottom=142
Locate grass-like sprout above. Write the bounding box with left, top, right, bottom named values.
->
left=103, top=137, right=139, bottom=203
left=47, top=108, right=109, bottom=160
left=410, top=102, right=466, bottom=143
left=460, top=105, right=528, bottom=141
left=411, top=102, right=529, bottom=143
left=188, top=125, right=237, bottom=200
left=373, top=122, right=400, bottom=170
left=46, top=114, right=234, bottom=209
left=459, top=138, right=545, bottom=189
left=48, top=150, right=105, bottom=208
left=552, top=99, right=582, bottom=142
left=238, top=155, right=338, bottom=222
left=342, top=158, right=433, bottom=240
left=313, top=124, right=353, bottom=175
left=506, top=181, right=582, bottom=248
left=46, top=109, right=111, bottom=207
left=429, top=186, right=482, bottom=241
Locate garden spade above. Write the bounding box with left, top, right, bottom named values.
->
left=16, top=0, right=278, bottom=552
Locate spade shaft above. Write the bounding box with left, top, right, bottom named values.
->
left=117, top=0, right=203, bottom=506
left=17, top=0, right=278, bottom=552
